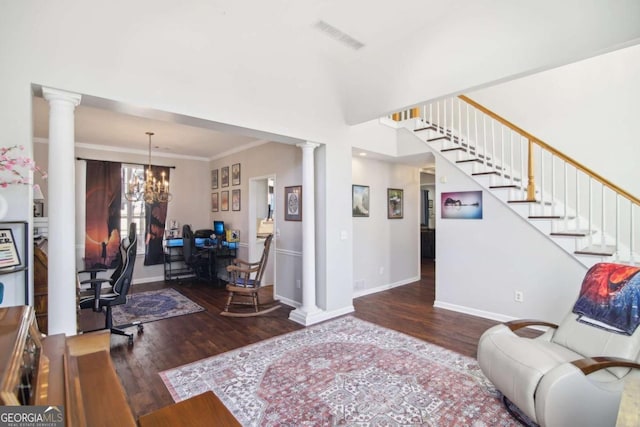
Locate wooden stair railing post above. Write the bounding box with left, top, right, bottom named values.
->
left=527, top=139, right=536, bottom=201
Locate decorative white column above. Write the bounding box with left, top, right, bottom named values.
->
left=43, top=87, right=81, bottom=336
left=290, top=142, right=325, bottom=326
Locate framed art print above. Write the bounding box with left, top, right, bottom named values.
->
left=221, top=190, right=229, bottom=211
left=211, top=192, right=219, bottom=212
left=387, top=188, right=403, bottom=219
left=221, top=166, right=229, bottom=187
left=232, top=163, right=241, bottom=186
left=211, top=169, right=219, bottom=189
left=352, top=185, right=370, bottom=217
left=284, top=185, right=302, bottom=221
left=232, top=189, right=241, bottom=211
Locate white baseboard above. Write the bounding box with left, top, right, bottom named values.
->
left=132, top=275, right=167, bottom=285
left=433, top=300, right=517, bottom=323
left=353, top=276, right=420, bottom=298
left=289, top=305, right=356, bottom=326
left=277, top=295, right=300, bottom=309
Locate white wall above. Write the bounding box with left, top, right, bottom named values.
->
left=468, top=43, right=640, bottom=198
left=208, top=142, right=303, bottom=303
left=352, top=156, right=420, bottom=296
left=434, top=153, right=587, bottom=323
left=343, top=1, right=640, bottom=123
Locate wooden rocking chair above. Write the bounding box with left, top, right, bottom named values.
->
left=221, top=234, right=281, bottom=317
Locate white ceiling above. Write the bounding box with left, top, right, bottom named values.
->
left=30, top=0, right=640, bottom=159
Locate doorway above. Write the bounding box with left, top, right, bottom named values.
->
left=248, top=175, right=276, bottom=289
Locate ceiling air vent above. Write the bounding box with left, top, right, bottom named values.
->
left=313, top=20, right=365, bottom=50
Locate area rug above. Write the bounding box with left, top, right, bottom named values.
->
left=160, top=316, right=520, bottom=426
left=112, top=288, right=205, bottom=325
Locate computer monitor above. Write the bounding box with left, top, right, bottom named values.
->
left=213, top=220, right=225, bottom=237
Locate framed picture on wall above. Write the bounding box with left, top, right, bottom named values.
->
left=232, top=189, right=241, bottom=211
left=387, top=188, right=403, bottom=219
left=284, top=185, right=302, bottom=221
left=352, top=184, right=370, bottom=217
left=441, top=190, right=483, bottom=219
left=211, top=169, right=218, bottom=189
left=221, top=190, right=229, bottom=211
left=221, top=166, right=229, bottom=187
left=232, top=163, right=241, bottom=186
left=211, top=192, right=219, bottom=212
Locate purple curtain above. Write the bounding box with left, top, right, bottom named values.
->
left=84, top=160, right=122, bottom=269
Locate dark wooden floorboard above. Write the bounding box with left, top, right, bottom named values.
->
left=81, top=259, right=503, bottom=419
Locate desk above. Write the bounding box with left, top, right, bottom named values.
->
left=164, top=238, right=238, bottom=283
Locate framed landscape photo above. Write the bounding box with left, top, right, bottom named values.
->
left=221, top=190, right=229, bottom=211
left=211, top=169, right=218, bottom=189
left=221, top=166, right=229, bottom=187
left=352, top=185, right=370, bottom=217
left=284, top=185, right=302, bottom=221
left=211, top=192, right=219, bottom=212
left=387, top=188, right=404, bottom=219
left=232, top=163, right=241, bottom=186
left=232, top=189, right=241, bottom=211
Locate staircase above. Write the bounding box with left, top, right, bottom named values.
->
left=389, top=96, right=639, bottom=268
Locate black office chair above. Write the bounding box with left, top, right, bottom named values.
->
left=79, top=223, right=141, bottom=344
left=78, top=223, right=136, bottom=293
left=182, top=224, right=212, bottom=282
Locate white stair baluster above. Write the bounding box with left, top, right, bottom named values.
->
left=601, top=185, right=606, bottom=248
left=588, top=179, right=593, bottom=247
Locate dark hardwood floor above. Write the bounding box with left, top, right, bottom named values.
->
left=81, top=259, right=502, bottom=419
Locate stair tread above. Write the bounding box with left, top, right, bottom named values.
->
left=575, top=245, right=616, bottom=256
left=441, top=147, right=465, bottom=153
left=550, top=230, right=595, bottom=237
left=528, top=215, right=565, bottom=219
left=456, top=159, right=482, bottom=164
left=427, top=135, right=451, bottom=142
left=472, top=171, right=500, bottom=176
left=490, top=185, right=520, bottom=189
left=414, top=126, right=437, bottom=132
left=508, top=200, right=553, bottom=206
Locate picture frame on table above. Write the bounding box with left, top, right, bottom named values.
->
left=221, top=191, right=229, bottom=211
left=387, top=188, right=403, bottom=219
left=211, top=192, right=219, bottom=212
left=211, top=169, right=219, bottom=189
left=221, top=166, right=229, bottom=187
left=232, top=189, right=241, bottom=211
left=284, top=185, right=302, bottom=221
left=232, top=163, right=241, bottom=186
left=352, top=184, right=370, bottom=217
left=0, top=229, right=21, bottom=269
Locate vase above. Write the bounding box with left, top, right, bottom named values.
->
left=0, top=193, right=7, bottom=220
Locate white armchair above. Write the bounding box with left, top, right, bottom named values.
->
left=477, top=263, right=640, bottom=427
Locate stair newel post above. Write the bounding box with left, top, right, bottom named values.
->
left=526, top=139, right=537, bottom=201
left=457, top=99, right=462, bottom=149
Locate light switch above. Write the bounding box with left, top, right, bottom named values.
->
left=340, top=230, right=348, bottom=240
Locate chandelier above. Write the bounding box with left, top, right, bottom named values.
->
left=124, top=132, right=172, bottom=204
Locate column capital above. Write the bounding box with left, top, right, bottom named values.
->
left=296, top=141, right=320, bottom=150
left=42, top=87, right=82, bottom=107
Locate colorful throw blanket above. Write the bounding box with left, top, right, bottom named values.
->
left=573, top=263, right=640, bottom=335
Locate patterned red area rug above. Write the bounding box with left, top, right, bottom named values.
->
left=160, top=316, right=519, bottom=426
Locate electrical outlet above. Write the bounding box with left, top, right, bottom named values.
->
left=296, top=279, right=301, bottom=289
left=514, top=291, right=524, bottom=303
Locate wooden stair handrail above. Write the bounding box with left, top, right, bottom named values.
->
left=459, top=95, right=639, bottom=205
